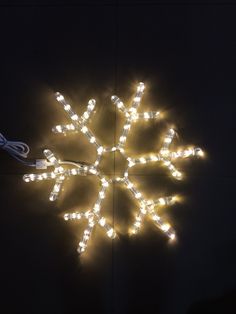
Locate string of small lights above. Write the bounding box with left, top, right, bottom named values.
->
left=1, top=82, right=204, bottom=255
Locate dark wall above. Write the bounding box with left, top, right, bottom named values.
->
left=0, top=1, right=235, bottom=314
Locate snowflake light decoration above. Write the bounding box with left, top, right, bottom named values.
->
left=23, top=82, right=204, bottom=254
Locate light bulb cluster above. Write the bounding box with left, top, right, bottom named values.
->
left=111, top=83, right=160, bottom=150
left=23, top=82, right=204, bottom=254
left=64, top=177, right=116, bottom=253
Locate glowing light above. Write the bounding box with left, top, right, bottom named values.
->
left=99, top=217, right=106, bottom=227
left=159, top=198, right=166, bottom=205
left=161, top=223, right=171, bottom=232
left=81, top=126, right=88, bottom=133
left=71, top=114, right=79, bottom=121
left=23, top=82, right=204, bottom=255
left=90, top=136, right=96, bottom=143
left=97, top=146, right=104, bottom=154
left=107, top=228, right=116, bottom=239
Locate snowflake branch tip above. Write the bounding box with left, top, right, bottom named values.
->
left=54, top=92, right=100, bottom=148
left=63, top=177, right=116, bottom=254
left=64, top=209, right=116, bottom=254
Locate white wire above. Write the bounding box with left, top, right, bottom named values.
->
left=0, top=133, right=29, bottom=158
left=59, top=161, right=82, bottom=168
left=59, top=160, right=92, bottom=168
left=0, top=133, right=90, bottom=168
left=0, top=133, right=35, bottom=166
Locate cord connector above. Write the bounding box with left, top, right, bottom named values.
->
left=36, top=159, right=52, bottom=169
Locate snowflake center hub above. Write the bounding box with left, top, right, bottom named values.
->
left=98, top=148, right=128, bottom=180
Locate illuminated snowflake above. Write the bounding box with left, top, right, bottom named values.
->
left=23, top=82, right=204, bottom=254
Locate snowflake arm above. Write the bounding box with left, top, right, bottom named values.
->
left=160, top=128, right=204, bottom=180
left=53, top=92, right=106, bottom=168
left=111, top=82, right=160, bottom=150
left=122, top=177, right=176, bottom=239
left=111, top=94, right=160, bottom=122
left=23, top=149, right=66, bottom=201
left=64, top=177, right=116, bottom=253
left=54, top=93, right=100, bottom=148
left=125, top=128, right=203, bottom=180
left=23, top=149, right=95, bottom=201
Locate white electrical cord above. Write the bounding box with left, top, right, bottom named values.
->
left=59, top=160, right=90, bottom=168
left=0, top=132, right=91, bottom=169
left=0, top=133, right=35, bottom=166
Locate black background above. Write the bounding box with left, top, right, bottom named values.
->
left=0, top=1, right=236, bottom=314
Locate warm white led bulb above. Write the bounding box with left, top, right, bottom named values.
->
left=97, top=146, right=104, bottom=154
left=99, top=217, right=106, bottom=227
left=107, top=228, right=116, bottom=239
left=90, top=136, right=96, bottom=143
left=71, top=114, right=79, bottom=121
left=81, top=126, right=88, bottom=133
left=161, top=223, right=171, bottom=232
left=135, top=192, right=142, bottom=199
left=56, top=93, right=64, bottom=101
left=64, top=104, right=71, bottom=111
